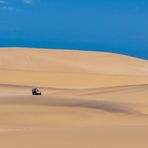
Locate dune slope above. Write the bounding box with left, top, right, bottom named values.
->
left=0, top=47, right=148, bottom=75
left=0, top=47, right=148, bottom=88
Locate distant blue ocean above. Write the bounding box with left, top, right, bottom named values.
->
left=0, top=39, right=147, bottom=60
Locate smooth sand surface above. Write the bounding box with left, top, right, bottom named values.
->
left=0, top=47, right=148, bottom=148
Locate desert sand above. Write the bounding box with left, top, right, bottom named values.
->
left=0, top=47, right=148, bottom=148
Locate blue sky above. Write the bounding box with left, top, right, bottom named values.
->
left=0, top=0, right=148, bottom=59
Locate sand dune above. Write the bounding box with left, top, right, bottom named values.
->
left=0, top=48, right=147, bottom=75
left=0, top=47, right=148, bottom=88
left=0, top=47, right=148, bottom=148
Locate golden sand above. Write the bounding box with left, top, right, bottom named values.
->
left=0, top=48, right=148, bottom=148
